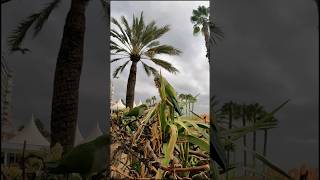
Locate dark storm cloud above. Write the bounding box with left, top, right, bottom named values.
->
left=213, top=0, right=318, bottom=170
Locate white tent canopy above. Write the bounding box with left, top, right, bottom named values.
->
left=111, top=99, right=126, bottom=111
left=7, top=115, right=49, bottom=148
left=133, top=101, right=137, bottom=107
left=74, top=123, right=84, bottom=146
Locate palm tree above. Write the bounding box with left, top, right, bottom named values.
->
left=7, top=0, right=109, bottom=152
left=185, top=94, right=193, bottom=116
left=111, top=12, right=181, bottom=108
left=190, top=96, right=197, bottom=112
left=191, top=5, right=223, bottom=62
left=151, top=96, right=156, bottom=104
left=178, top=93, right=187, bottom=115
left=241, top=104, right=248, bottom=176
left=146, top=98, right=151, bottom=106
left=246, top=103, right=265, bottom=175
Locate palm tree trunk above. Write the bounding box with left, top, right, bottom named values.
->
left=126, top=61, right=137, bottom=108
left=50, top=0, right=86, bottom=153
left=242, top=109, right=247, bottom=176
left=262, top=129, right=268, bottom=180
left=203, top=25, right=210, bottom=60
left=252, top=113, right=257, bottom=176
left=263, top=129, right=268, bottom=156
left=226, top=105, right=233, bottom=179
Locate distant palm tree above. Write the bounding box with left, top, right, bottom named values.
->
left=111, top=12, right=181, bottom=108
left=186, top=94, right=193, bottom=116
left=146, top=98, right=151, bottom=106
left=241, top=104, right=248, bottom=176
left=190, top=96, right=197, bottom=112
left=191, top=5, right=223, bottom=62
left=178, top=93, right=187, bottom=115
left=6, top=0, right=109, bottom=152
left=220, top=101, right=235, bottom=175
left=246, top=103, right=265, bottom=175
left=151, top=96, right=156, bottom=104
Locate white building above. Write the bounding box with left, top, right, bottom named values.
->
left=1, top=115, right=49, bottom=165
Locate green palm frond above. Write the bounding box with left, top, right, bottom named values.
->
left=33, top=0, right=62, bottom=36
left=209, top=23, right=224, bottom=45
left=193, top=25, right=201, bottom=35
left=112, top=60, right=130, bottom=78
left=141, top=61, right=158, bottom=76
left=8, top=13, right=39, bottom=51
left=148, top=58, right=179, bottom=74
left=147, top=45, right=181, bottom=55
left=111, top=12, right=181, bottom=78
left=7, top=0, right=62, bottom=52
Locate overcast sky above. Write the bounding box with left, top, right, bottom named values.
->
left=110, top=1, right=210, bottom=115
left=1, top=0, right=318, bottom=171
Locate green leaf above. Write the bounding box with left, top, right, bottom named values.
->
left=186, top=134, right=209, bottom=152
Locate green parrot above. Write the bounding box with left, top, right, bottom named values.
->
left=124, top=104, right=148, bottom=118
left=154, top=74, right=182, bottom=116
left=47, top=134, right=109, bottom=179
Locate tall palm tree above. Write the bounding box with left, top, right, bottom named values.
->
left=111, top=12, right=181, bottom=108
left=7, top=0, right=109, bottom=152
left=246, top=103, right=265, bottom=175
left=178, top=93, right=187, bottom=115
left=241, top=104, right=248, bottom=176
left=151, top=96, right=156, bottom=104
left=145, top=98, right=151, bottom=106
left=191, top=5, right=223, bottom=62
left=185, top=94, right=193, bottom=116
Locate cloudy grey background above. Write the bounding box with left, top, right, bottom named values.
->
left=213, top=0, right=318, bottom=170
left=1, top=0, right=108, bottom=137
left=1, top=0, right=318, bottom=171
left=111, top=1, right=210, bottom=115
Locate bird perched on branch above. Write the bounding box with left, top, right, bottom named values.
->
left=124, top=104, right=148, bottom=119
left=47, top=134, right=110, bottom=179
left=154, top=74, right=182, bottom=116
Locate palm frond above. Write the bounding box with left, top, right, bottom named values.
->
left=147, top=45, right=181, bottom=56
left=111, top=57, right=127, bottom=63
left=33, top=0, right=62, bottom=36
left=148, top=58, right=179, bottom=74
left=193, top=25, right=201, bottom=35
left=8, top=13, right=40, bottom=51
left=121, top=16, right=132, bottom=42
left=112, top=60, right=130, bottom=78
left=209, top=23, right=224, bottom=45
left=7, top=0, right=62, bottom=52
left=141, top=61, right=158, bottom=76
